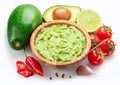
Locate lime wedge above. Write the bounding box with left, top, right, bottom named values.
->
left=76, top=9, right=101, bottom=33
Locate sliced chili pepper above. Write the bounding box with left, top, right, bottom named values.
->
left=25, top=56, right=44, bottom=76
left=16, top=61, right=34, bottom=77
left=16, top=61, right=27, bottom=70
left=17, top=69, right=34, bottom=77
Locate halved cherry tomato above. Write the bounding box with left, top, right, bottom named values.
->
left=99, top=39, right=115, bottom=56
left=96, top=25, right=112, bottom=40
left=90, top=34, right=101, bottom=49
left=88, top=48, right=104, bottom=66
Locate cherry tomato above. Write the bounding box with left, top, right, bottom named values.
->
left=96, top=25, right=112, bottom=40
left=52, top=8, right=71, bottom=20
left=99, top=39, right=115, bottom=56
left=88, top=48, right=104, bottom=66
left=90, top=34, right=101, bottom=48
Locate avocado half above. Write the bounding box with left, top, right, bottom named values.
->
left=43, top=5, right=82, bottom=22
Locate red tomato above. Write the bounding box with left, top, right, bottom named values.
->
left=96, top=25, right=112, bottom=40
left=90, top=34, right=101, bottom=48
left=88, top=48, right=104, bottom=66
left=99, top=39, right=115, bottom=56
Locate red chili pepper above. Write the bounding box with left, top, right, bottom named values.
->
left=24, top=48, right=44, bottom=76
left=25, top=56, right=44, bottom=76
left=16, top=61, right=34, bottom=77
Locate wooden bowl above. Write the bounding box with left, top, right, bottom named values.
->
left=30, top=20, right=91, bottom=69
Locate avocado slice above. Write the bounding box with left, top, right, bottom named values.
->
left=43, top=5, right=81, bottom=22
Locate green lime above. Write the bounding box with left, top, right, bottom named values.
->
left=76, top=9, right=101, bottom=33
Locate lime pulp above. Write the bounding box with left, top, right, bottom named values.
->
left=76, top=9, right=101, bottom=33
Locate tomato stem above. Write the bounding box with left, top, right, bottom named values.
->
left=103, top=24, right=112, bottom=34
left=90, top=39, right=108, bottom=52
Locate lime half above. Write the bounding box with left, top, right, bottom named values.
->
left=76, top=9, right=101, bottom=33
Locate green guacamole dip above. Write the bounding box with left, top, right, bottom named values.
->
left=35, top=25, right=86, bottom=62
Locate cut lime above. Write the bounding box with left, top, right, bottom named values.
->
left=76, top=9, right=101, bottom=33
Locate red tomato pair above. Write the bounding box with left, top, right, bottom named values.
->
left=88, top=25, right=115, bottom=66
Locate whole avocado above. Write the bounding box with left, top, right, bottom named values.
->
left=7, top=4, right=42, bottom=50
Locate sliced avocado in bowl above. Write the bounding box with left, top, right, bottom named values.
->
left=43, top=5, right=82, bottom=22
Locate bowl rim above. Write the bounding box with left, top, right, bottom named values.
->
left=30, top=20, right=91, bottom=68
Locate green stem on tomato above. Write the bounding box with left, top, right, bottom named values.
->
left=90, top=38, right=108, bottom=52
left=24, top=48, right=28, bottom=58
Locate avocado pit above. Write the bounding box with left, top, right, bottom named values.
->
left=52, top=8, right=71, bottom=20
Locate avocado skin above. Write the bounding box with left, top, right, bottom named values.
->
left=7, top=4, right=42, bottom=50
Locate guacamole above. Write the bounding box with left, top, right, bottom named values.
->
left=35, top=25, right=86, bottom=62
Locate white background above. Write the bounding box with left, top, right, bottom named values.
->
left=0, top=0, right=120, bottom=85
